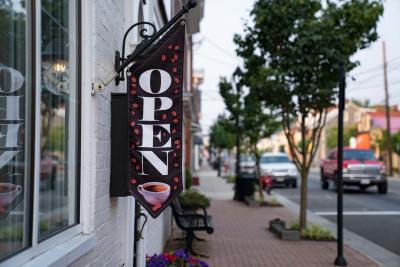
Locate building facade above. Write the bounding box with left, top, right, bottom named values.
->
left=0, top=0, right=203, bottom=266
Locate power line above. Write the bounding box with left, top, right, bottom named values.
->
left=201, top=35, right=238, bottom=60
left=195, top=52, right=237, bottom=67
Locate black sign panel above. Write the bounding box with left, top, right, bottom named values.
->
left=127, top=22, right=185, bottom=218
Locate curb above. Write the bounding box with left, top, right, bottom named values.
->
left=272, top=192, right=400, bottom=267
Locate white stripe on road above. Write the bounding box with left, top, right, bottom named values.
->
left=315, top=211, right=400, bottom=216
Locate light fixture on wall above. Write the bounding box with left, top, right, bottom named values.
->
left=92, top=0, right=197, bottom=94
left=42, top=39, right=69, bottom=95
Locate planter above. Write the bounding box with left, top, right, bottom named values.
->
left=269, top=218, right=300, bottom=241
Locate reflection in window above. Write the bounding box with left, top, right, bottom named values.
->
left=0, top=0, right=30, bottom=260
left=39, top=0, right=78, bottom=240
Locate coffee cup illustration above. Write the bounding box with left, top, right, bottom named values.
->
left=0, top=183, right=22, bottom=207
left=137, top=182, right=170, bottom=206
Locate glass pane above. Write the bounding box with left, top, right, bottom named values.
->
left=0, top=0, right=30, bottom=260
left=39, top=0, right=78, bottom=240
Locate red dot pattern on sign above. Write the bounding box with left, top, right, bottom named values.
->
left=136, top=165, right=140, bottom=170
left=172, top=67, right=177, bottom=73
left=130, top=179, right=137, bottom=184
left=130, top=121, right=136, bottom=127
left=168, top=45, right=172, bottom=50
left=136, top=141, right=140, bottom=145
left=171, top=59, right=175, bottom=63
left=174, top=163, right=179, bottom=167
left=176, top=145, right=181, bottom=150
left=131, top=158, right=136, bottom=163
left=131, top=111, right=136, bottom=115
left=134, top=129, right=140, bottom=134
left=172, top=129, right=176, bottom=134
left=174, top=89, right=179, bottom=94
left=174, top=177, right=179, bottom=183
left=131, top=83, right=137, bottom=88
left=161, top=54, right=166, bottom=61
left=174, top=140, right=180, bottom=145
left=174, top=45, right=180, bottom=50
left=131, top=144, right=135, bottom=149
left=172, top=111, right=177, bottom=116
left=173, top=118, right=179, bottom=124
left=132, top=103, right=139, bottom=108
left=173, top=152, right=177, bottom=157
left=173, top=185, right=177, bottom=190
left=156, top=203, right=161, bottom=209
left=131, top=77, right=137, bottom=83
left=130, top=90, right=136, bottom=95
left=174, top=77, right=180, bottom=84
left=162, top=113, right=167, bottom=120
left=152, top=206, right=157, bottom=212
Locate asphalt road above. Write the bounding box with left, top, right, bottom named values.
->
left=274, top=170, right=400, bottom=256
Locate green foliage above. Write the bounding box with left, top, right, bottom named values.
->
left=393, top=131, right=400, bottom=155
left=225, top=175, right=236, bottom=183
left=352, top=98, right=372, bottom=108
left=209, top=115, right=236, bottom=151
left=326, top=125, right=358, bottom=150
left=185, top=169, right=192, bottom=190
left=290, top=222, right=334, bottom=241
left=179, top=189, right=210, bottom=208
left=44, top=125, right=65, bottom=151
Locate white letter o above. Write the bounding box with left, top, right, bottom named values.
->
left=139, top=69, right=171, bottom=95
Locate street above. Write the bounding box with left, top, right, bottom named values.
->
left=274, top=170, right=400, bottom=256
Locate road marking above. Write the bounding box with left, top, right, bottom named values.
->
left=315, top=211, right=400, bottom=216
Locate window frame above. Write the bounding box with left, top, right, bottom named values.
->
left=1, top=0, right=83, bottom=265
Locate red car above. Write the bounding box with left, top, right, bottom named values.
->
left=320, top=148, right=387, bottom=194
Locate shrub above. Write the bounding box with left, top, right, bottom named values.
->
left=179, top=189, right=210, bottom=208
left=147, top=249, right=209, bottom=267
left=290, top=222, right=334, bottom=241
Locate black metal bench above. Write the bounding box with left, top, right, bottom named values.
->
left=170, top=198, right=214, bottom=256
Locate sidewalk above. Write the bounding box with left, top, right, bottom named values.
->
left=167, top=165, right=379, bottom=267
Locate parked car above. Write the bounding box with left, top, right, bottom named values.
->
left=259, top=153, right=298, bottom=188
left=239, top=155, right=256, bottom=179
left=320, top=148, right=387, bottom=194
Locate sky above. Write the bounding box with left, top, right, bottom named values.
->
left=193, top=0, right=400, bottom=135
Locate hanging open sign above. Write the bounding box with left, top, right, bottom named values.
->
left=127, top=22, right=185, bottom=218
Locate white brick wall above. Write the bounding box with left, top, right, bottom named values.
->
left=70, top=1, right=173, bottom=266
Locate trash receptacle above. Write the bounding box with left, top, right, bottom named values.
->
left=235, top=175, right=256, bottom=201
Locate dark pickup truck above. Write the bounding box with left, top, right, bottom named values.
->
left=320, top=148, right=387, bottom=194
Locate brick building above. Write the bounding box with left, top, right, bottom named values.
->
left=0, top=0, right=204, bottom=266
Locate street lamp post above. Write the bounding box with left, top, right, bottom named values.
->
left=233, top=67, right=243, bottom=201
left=335, top=61, right=347, bottom=266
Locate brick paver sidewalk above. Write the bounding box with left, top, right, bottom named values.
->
left=167, top=165, right=378, bottom=267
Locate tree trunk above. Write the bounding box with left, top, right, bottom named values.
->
left=299, top=114, right=308, bottom=230
left=299, top=169, right=308, bottom=230
left=255, top=153, right=265, bottom=202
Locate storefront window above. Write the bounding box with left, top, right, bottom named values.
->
left=0, top=0, right=30, bottom=260
left=39, top=0, right=78, bottom=240
left=0, top=0, right=79, bottom=262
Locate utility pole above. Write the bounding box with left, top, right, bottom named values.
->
left=382, top=41, right=393, bottom=176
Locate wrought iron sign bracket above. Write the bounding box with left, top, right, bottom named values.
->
left=91, top=0, right=197, bottom=94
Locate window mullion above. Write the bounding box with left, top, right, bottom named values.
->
left=31, top=0, right=42, bottom=255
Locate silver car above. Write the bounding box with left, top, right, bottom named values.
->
left=260, top=153, right=299, bottom=188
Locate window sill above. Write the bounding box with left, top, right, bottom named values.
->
left=22, top=233, right=96, bottom=267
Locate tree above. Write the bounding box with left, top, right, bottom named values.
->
left=209, top=115, right=236, bottom=176
left=241, top=92, right=279, bottom=202
left=326, top=125, right=358, bottom=150
left=393, top=131, right=400, bottom=155
left=235, top=0, right=383, bottom=229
